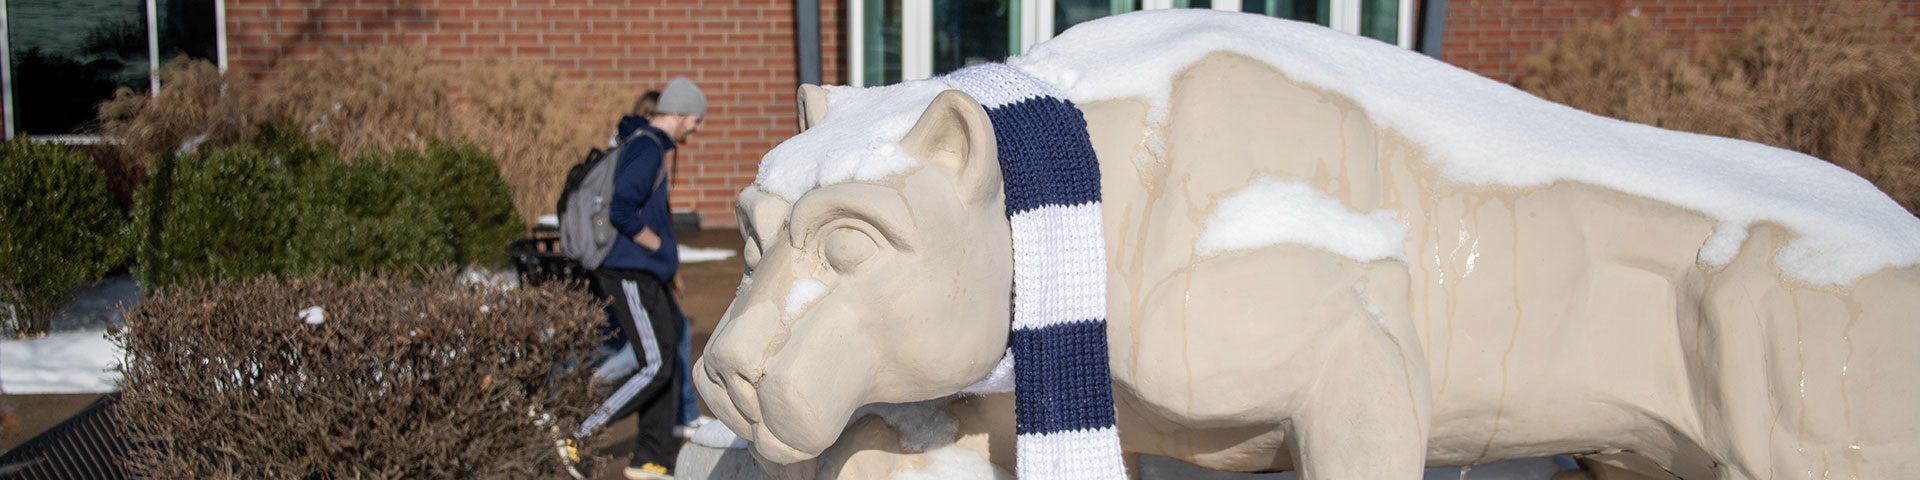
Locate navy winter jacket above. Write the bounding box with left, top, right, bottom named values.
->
left=602, top=115, right=678, bottom=281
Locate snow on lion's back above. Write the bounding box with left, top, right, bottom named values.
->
left=756, top=9, right=1920, bottom=287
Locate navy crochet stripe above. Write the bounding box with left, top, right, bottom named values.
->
left=948, top=62, right=1127, bottom=479
left=1009, top=320, right=1116, bottom=434
left=988, top=97, right=1103, bottom=214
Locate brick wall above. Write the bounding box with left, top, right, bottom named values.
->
left=222, top=0, right=844, bottom=229
left=1441, top=0, right=1920, bottom=83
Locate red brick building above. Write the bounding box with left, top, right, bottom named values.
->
left=5, top=0, right=1916, bottom=228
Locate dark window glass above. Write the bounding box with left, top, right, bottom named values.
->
left=7, top=0, right=150, bottom=135
left=1054, top=0, right=1137, bottom=35
left=1242, top=0, right=1326, bottom=25
left=158, top=0, right=218, bottom=67
left=863, top=0, right=903, bottom=86
left=1359, top=0, right=1398, bottom=44
left=932, top=0, right=1012, bottom=75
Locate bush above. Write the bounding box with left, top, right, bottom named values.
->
left=94, top=51, right=622, bottom=229
left=134, top=132, right=524, bottom=290
left=112, top=272, right=607, bottom=478
left=288, top=152, right=454, bottom=275
left=95, top=56, right=258, bottom=176
left=457, top=58, right=626, bottom=228
left=0, top=138, right=129, bottom=336
left=258, top=45, right=460, bottom=158
left=132, top=142, right=297, bottom=290
left=409, top=141, right=525, bottom=267
left=1518, top=1, right=1920, bottom=215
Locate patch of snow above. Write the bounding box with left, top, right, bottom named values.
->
left=459, top=266, right=520, bottom=290
left=896, top=443, right=1015, bottom=480
left=857, top=399, right=960, bottom=453
left=959, top=348, right=1015, bottom=395
left=1354, top=283, right=1386, bottom=329
left=754, top=80, right=957, bottom=201
left=1008, top=9, right=1919, bottom=286
left=1136, top=454, right=1572, bottom=479
left=1, top=329, right=120, bottom=394
left=680, top=245, right=737, bottom=263
left=299, top=306, right=326, bottom=325
left=1196, top=174, right=1407, bottom=262
left=690, top=419, right=751, bottom=450
left=783, top=278, right=827, bottom=322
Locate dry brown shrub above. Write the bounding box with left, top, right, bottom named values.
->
left=113, top=271, right=608, bottom=478
left=1516, top=15, right=1671, bottom=125
left=1520, top=1, right=1920, bottom=215
left=94, top=57, right=258, bottom=194
left=457, top=58, right=627, bottom=227
left=93, top=48, right=620, bottom=227
left=260, top=45, right=460, bottom=157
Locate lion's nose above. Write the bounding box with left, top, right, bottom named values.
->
left=699, top=302, right=777, bottom=423
left=704, top=303, right=775, bottom=382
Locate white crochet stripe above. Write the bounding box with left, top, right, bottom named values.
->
left=946, top=64, right=1063, bottom=109
left=1009, top=202, right=1109, bottom=331
left=1015, top=427, right=1129, bottom=479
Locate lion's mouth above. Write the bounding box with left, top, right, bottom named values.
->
left=747, top=422, right=820, bottom=464
left=698, top=363, right=830, bottom=464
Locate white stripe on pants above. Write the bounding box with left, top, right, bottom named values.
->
left=577, top=278, right=664, bottom=437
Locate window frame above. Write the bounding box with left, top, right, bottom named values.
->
left=0, top=0, right=228, bottom=141
left=849, top=0, right=1413, bottom=87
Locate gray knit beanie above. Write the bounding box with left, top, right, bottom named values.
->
left=657, top=77, right=707, bottom=116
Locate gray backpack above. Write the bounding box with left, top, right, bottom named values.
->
left=559, top=128, right=666, bottom=270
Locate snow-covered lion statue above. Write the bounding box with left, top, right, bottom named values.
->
left=688, top=9, right=1920, bottom=480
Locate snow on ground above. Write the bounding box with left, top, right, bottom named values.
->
left=681, top=245, right=737, bottom=263
left=1196, top=174, right=1407, bottom=261
left=1, top=329, right=120, bottom=394
left=1010, top=9, right=1920, bottom=286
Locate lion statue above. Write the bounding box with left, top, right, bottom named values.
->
left=692, top=9, right=1920, bottom=479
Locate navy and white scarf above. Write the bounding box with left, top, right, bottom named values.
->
left=948, top=63, right=1127, bottom=479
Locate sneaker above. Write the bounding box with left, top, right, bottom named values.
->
left=623, top=462, right=672, bottom=480
left=556, top=437, right=586, bottom=479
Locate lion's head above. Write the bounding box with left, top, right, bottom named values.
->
left=694, top=82, right=1014, bottom=464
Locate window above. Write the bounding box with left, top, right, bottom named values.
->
left=848, top=0, right=1413, bottom=86
left=2, top=0, right=224, bottom=139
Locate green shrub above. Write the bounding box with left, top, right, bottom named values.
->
left=288, top=153, right=453, bottom=275
left=113, top=272, right=608, bottom=478
left=410, top=141, right=523, bottom=268
left=132, top=142, right=297, bottom=290
left=134, top=131, right=525, bottom=290
left=0, top=138, right=129, bottom=335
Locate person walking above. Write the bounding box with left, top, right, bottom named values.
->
left=576, top=76, right=705, bottom=480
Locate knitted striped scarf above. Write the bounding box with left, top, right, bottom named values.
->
left=947, top=63, right=1128, bottom=479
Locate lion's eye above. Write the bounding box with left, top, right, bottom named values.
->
left=822, top=227, right=877, bottom=272
left=738, top=225, right=764, bottom=275
left=742, top=236, right=762, bottom=272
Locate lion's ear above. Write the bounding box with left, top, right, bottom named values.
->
left=796, top=84, right=829, bottom=133
left=901, top=89, right=999, bottom=206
